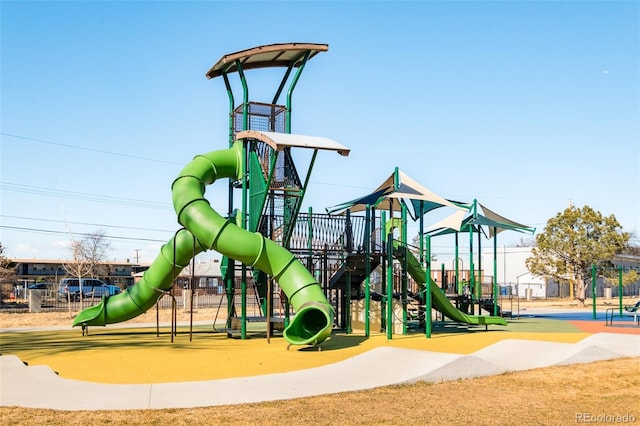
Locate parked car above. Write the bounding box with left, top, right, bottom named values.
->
left=58, top=278, right=121, bottom=301
left=28, top=283, right=54, bottom=290
left=25, top=283, right=57, bottom=301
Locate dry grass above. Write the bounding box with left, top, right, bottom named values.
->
left=2, top=298, right=639, bottom=425
left=1, top=357, right=639, bottom=425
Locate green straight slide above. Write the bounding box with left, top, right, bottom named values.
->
left=395, top=243, right=507, bottom=326
left=73, top=141, right=334, bottom=346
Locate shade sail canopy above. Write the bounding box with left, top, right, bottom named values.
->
left=425, top=210, right=468, bottom=233
left=236, top=130, right=350, bottom=156
left=327, top=169, right=461, bottom=219
left=206, top=43, right=328, bottom=79
left=425, top=210, right=485, bottom=237
left=425, top=201, right=536, bottom=238
left=478, top=203, right=535, bottom=237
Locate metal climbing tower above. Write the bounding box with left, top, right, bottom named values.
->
left=207, top=43, right=349, bottom=338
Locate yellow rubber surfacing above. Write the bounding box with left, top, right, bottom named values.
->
left=0, top=324, right=590, bottom=384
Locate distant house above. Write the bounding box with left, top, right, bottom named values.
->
left=177, top=259, right=225, bottom=294
left=133, top=259, right=236, bottom=295
left=513, top=271, right=547, bottom=299
left=10, top=258, right=150, bottom=289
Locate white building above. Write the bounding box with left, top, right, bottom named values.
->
left=480, top=246, right=546, bottom=298
left=479, top=247, right=640, bottom=299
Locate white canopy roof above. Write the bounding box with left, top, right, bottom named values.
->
left=236, top=130, right=350, bottom=156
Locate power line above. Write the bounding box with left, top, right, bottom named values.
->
left=0, top=215, right=174, bottom=234
left=0, top=225, right=169, bottom=243
left=0, top=132, right=183, bottom=165
left=2, top=132, right=373, bottom=192
left=2, top=132, right=430, bottom=204
left=1, top=182, right=172, bottom=210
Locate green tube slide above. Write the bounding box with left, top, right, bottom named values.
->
left=395, top=242, right=507, bottom=326
left=73, top=141, right=334, bottom=346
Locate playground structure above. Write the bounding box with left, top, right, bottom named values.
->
left=72, top=43, right=538, bottom=345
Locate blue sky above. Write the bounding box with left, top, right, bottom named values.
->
left=1, top=0, right=638, bottom=264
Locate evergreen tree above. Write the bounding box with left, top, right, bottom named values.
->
left=526, top=205, right=629, bottom=305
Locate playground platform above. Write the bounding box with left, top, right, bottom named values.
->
left=1, top=309, right=638, bottom=410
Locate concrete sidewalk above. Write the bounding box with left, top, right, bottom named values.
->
left=2, top=333, right=638, bottom=410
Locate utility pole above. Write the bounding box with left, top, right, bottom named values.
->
left=134, top=249, right=140, bottom=263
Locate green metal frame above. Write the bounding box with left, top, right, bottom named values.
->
left=425, top=234, right=432, bottom=338
left=401, top=204, right=408, bottom=335
left=215, top=46, right=325, bottom=339
left=364, top=205, right=372, bottom=336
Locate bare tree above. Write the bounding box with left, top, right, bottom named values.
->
left=0, top=243, right=17, bottom=302
left=410, top=234, right=438, bottom=262
left=63, top=230, right=111, bottom=310
left=624, top=231, right=640, bottom=256
left=84, top=230, right=111, bottom=278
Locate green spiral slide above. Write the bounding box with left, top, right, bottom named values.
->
left=396, top=242, right=507, bottom=326
left=73, top=141, right=334, bottom=346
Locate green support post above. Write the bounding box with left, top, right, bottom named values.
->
left=285, top=50, right=311, bottom=133
left=477, top=228, right=482, bottom=303
left=469, top=228, right=474, bottom=314
left=401, top=204, right=408, bottom=335
left=418, top=201, right=425, bottom=330
left=386, top=226, right=394, bottom=340
left=302, top=205, right=312, bottom=330
left=364, top=205, right=371, bottom=336
left=470, top=199, right=477, bottom=304
left=493, top=228, right=498, bottom=316
left=240, top=138, right=248, bottom=339
left=346, top=270, right=352, bottom=334
left=221, top=72, right=236, bottom=331
left=380, top=211, right=386, bottom=333
left=425, top=235, right=432, bottom=338
left=222, top=73, right=235, bottom=147
left=237, top=60, right=249, bottom=339
left=307, top=206, right=313, bottom=260
left=381, top=212, right=393, bottom=340
left=237, top=60, right=249, bottom=130
left=271, top=65, right=293, bottom=105
left=455, top=233, right=460, bottom=294
left=440, top=263, right=445, bottom=322
left=591, top=264, right=597, bottom=320
left=470, top=265, right=475, bottom=315
left=618, top=265, right=623, bottom=318
left=418, top=201, right=424, bottom=265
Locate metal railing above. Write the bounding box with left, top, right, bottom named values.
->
left=0, top=287, right=233, bottom=314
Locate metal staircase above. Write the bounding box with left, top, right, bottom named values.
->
left=329, top=254, right=381, bottom=292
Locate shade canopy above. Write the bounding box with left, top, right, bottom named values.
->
left=206, top=43, right=328, bottom=79
left=327, top=168, right=461, bottom=219
left=426, top=200, right=536, bottom=238
left=236, top=130, right=350, bottom=156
